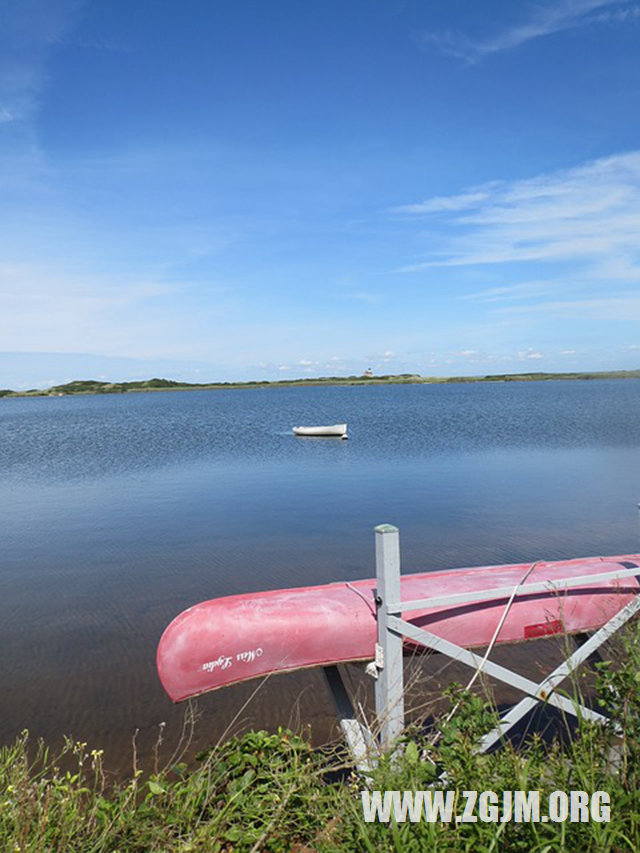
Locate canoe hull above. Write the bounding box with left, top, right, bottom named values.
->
left=157, top=555, right=640, bottom=702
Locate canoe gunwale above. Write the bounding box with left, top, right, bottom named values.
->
left=387, top=564, right=640, bottom=615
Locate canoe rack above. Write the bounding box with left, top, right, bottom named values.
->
left=325, top=524, right=640, bottom=774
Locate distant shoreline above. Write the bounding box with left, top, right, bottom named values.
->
left=2, top=369, right=640, bottom=398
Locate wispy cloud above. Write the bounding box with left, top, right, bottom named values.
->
left=0, top=260, right=220, bottom=357
left=344, top=290, right=382, bottom=303
left=0, top=1, right=82, bottom=125
left=396, top=152, right=640, bottom=291
left=498, top=295, right=640, bottom=322
left=423, top=1, right=639, bottom=62
left=393, top=191, right=491, bottom=214
left=458, top=282, right=556, bottom=303
left=517, top=348, right=544, bottom=360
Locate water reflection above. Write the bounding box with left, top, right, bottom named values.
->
left=1, top=380, right=639, bottom=768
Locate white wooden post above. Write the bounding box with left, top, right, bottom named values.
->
left=374, top=524, right=405, bottom=749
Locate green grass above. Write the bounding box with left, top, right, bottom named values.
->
left=0, top=727, right=334, bottom=852
left=2, top=368, right=640, bottom=398
left=4, top=624, right=640, bottom=851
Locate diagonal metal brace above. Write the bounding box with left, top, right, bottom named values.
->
left=388, top=615, right=609, bottom=727
left=477, top=591, right=640, bottom=752
left=323, top=665, right=377, bottom=774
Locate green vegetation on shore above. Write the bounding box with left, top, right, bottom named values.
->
left=3, top=623, right=640, bottom=851
left=1, top=368, right=640, bottom=398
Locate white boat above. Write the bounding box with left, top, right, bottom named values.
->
left=292, top=423, right=348, bottom=438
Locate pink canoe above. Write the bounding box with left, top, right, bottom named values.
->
left=157, top=555, right=640, bottom=702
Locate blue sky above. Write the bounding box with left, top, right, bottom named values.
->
left=2, top=0, right=640, bottom=388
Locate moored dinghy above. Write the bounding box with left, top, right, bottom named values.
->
left=293, top=423, right=348, bottom=438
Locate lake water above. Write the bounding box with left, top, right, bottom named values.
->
left=2, top=380, right=640, bottom=768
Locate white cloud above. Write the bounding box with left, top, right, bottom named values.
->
left=459, top=282, right=555, bottom=303
left=517, top=349, right=544, bottom=360
left=590, top=4, right=640, bottom=21
left=0, top=1, right=81, bottom=125
left=393, top=191, right=490, bottom=214
left=499, top=295, right=640, bottom=322
left=422, top=1, right=638, bottom=63
left=396, top=152, right=640, bottom=299
left=345, top=290, right=381, bottom=303
left=0, top=261, right=201, bottom=356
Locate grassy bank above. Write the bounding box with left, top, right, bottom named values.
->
left=3, top=623, right=640, bottom=851
left=2, top=369, right=640, bottom=398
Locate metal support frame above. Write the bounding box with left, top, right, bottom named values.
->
left=323, top=665, right=376, bottom=774
left=373, top=524, right=640, bottom=753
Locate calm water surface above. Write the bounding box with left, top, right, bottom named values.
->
left=2, top=381, right=640, bottom=766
